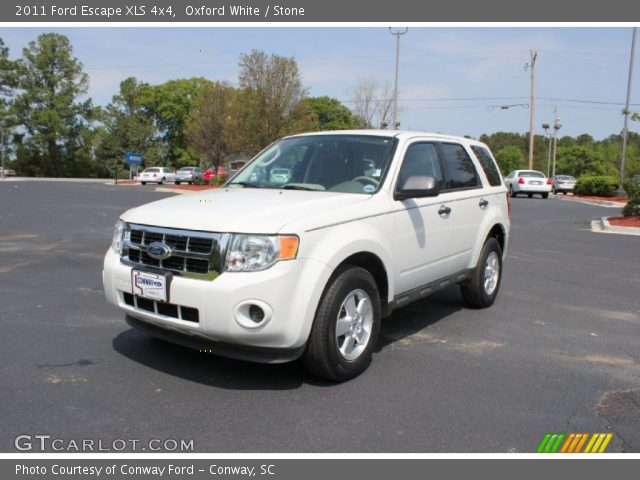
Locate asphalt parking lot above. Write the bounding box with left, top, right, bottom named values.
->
left=1, top=181, right=639, bottom=453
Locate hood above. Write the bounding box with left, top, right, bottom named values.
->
left=121, top=187, right=371, bottom=234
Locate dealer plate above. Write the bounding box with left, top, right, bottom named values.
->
left=132, top=270, right=168, bottom=302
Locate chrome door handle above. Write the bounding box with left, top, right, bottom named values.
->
left=438, top=205, right=451, bottom=216
left=479, top=198, right=489, bottom=208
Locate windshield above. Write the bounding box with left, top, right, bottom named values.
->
left=228, top=134, right=398, bottom=194
left=144, top=168, right=160, bottom=173
left=558, top=175, right=575, bottom=180
left=179, top=167, right=194, bottom=172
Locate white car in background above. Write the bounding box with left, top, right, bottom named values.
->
left=505, top=170, right=552, bottom=199
left=137, top=167, right=175, bottom=185
left=174, top=167, right=203, bottom=185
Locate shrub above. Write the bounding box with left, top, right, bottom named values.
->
left=622, top=180, right=640, bottom=217
left=208, top=173, right=229, bottom=187
left=573, top=176, right=618, bottom=197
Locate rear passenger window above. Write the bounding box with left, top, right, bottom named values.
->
left=440, top=143, right=480, bottom=190
left=471, top=146, right=502, bottom=187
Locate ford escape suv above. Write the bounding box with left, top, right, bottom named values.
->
left=104, top=131, right=510, bottom=381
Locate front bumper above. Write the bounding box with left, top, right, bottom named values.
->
left=103, top=249, right=332, bottom=362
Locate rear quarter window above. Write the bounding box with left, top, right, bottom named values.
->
left=470, top=146, right=503, bottom=187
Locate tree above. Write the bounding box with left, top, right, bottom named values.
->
left=555, top=145, right=607, bottom=178
left=350, top=77, right=395, bottom=128
left=238, top=50, right=311, bottom=151
left=0, top=38, right=15, bottom=165
left=306, top=96, right=359, bottom=131
left=494, top=146, right=525, bottom=174
left=184, top=82, right=238, bottom=174
left=97, top=77, right=160, bottom=177
left=140, top=77, right=211, bottom=167
left=12, top=33, right=97, bottom=176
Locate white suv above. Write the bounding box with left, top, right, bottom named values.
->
left=104, top=131, right=510, bottom=381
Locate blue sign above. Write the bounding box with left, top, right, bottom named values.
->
left=125, top=151, right=143, bottom=165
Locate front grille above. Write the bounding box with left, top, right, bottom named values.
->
left=122, top=292, right=199, bottom=323
left=121, top=224, right=226, bottom=279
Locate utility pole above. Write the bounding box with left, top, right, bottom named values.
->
left=552, top=107, right=561, bottom=178
left=527, top=50, right=538, bottom=170
left=618, top=26, right=637, bottom=196
left=389, top=27, right=408, bottom=130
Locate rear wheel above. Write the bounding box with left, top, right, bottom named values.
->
left=175, top=181, right=181, bottom=185
left=510, top=186, right=517, bottom=198
left=141, top=182, right=146, bottom=185
left=541, top=193, right=549, bottom=199
left=158, top=177, right=165, bottom=185
left=303, top=266, right=381, bottom=382
left=527, top=193, right=533, bottom=198
left=460, top=238, right=503, bottom=308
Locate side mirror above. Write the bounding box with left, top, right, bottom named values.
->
left=394, top=175, right=440, bottom=201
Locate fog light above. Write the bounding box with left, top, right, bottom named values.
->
left=248, top=304, right=265, bottom=323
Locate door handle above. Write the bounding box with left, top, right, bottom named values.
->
left=479, top=198, right=489, bottom=208
left=438, top=205, right=451, bottom=216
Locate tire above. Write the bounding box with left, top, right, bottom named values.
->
left=460, top=237, right=503, bottom=309
left=510, top=186, right=517, bottom=198
left=303, top=266, right=381, bottom=382
left=541, top=193, right=549, bottom=199
left=188, top=182, right=193, bottom=185
left=175, top=181, right=181, bottom=185
left=159, top=177, right=165, bottom=185
left=141, top=182, right=146, bottom=185
left=527, top=193, right=533, bottom=198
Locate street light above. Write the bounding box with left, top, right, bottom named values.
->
left=388, top=27, right=408, bottom=130
left=542, top=123, right=551, bottom=177
left=552, top=114, right=561, bottom=178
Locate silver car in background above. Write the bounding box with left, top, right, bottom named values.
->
left=174, top=167, right=203, bottom=185
left=552, top=175, right=576, bottom=194
left=504, top=169, right=552, bottom=199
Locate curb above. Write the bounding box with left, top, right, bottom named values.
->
left=594, top=216, right=640, bottom=236
left=556, top=195, right=626, bottom=208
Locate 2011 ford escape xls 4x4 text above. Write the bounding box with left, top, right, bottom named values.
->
left=104, top=131, right=510, bottom=381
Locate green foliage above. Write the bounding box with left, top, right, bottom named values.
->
left=238, top=50, right=312, bottom=152
left=184, top=82, right=238, bottom=174
left=622, top=180, right=640, bottom=216
left=11, top=33, right=97, bottom=177
left=494, top=146, right=525, bottom=174
left=555, top=145, right=607, bottom=178
left=139, top=77, right=212, bottom=167
left=97, top=77, right=160, bottom=177
left=573, top=176, right=618, bottom=197
left=209, top=173, right=229, bottom=186
left=306, top=96, right=359, bottom=131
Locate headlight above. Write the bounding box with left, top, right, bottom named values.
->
left=111, top=219, right=126, bottom=254
left=226, top=234, right=299, bottom=272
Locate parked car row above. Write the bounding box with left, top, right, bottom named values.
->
left=0, top=167, right=16, bottom=176
left=504, top=170, right=576, bottom=198
left=136, top=166, right=234, bottom=185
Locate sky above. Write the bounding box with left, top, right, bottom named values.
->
left=1, top=26, right=639, bottom=140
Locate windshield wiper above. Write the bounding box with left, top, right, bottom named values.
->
left=282, top=184, right=316, bottom=191
left=227, top=181, right=259, bottom=188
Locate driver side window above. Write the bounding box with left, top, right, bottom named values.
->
left=397, top=143, right=444, bottom=190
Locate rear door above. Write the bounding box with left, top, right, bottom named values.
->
left=437, top=142, right=487, bottom=273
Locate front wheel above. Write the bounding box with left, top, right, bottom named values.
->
left=510, top=186, right=517, bottom=198
left=460, top=237, right=503, bottom=309
left=303, top=266, right=381, bottom=382
left=140, top=182, right=146, bottom=185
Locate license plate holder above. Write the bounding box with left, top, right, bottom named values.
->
left=132, top=270, right=171, bottom=303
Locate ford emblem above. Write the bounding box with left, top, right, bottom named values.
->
left=147, top=242, right=172, bottom=260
